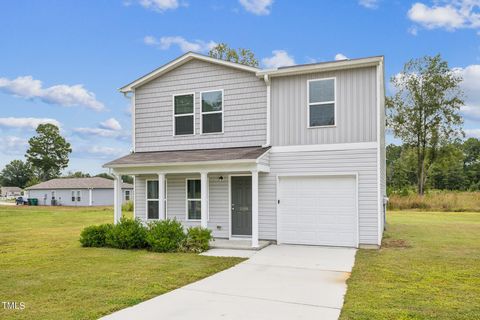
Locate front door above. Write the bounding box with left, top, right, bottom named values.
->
left=231, top=176, right=252, bottom=236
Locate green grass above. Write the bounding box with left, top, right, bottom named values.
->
left=0, top=206, right=243, bottom=320
left=340, top=211, right=480, bottom=320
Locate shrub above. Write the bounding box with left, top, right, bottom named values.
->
left=181, top=227, right=213, bottom=253
left=79, top=224, right=113, bottom=247
left=146, top=219, right=186, bottom=252
left=105, top=218, right=147, bottom=249
left=122, top=201, right=134, bottom=212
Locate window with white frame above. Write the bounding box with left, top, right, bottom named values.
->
left=125, top=190, right=131, bottom=201
left=308, top=78, right=335, bottom=127
left=147, top=180, right=159, bottom=219
left=174, top=94, right=194, bottom=135
left=76, top=191, right=81, bottom=202
left=186, top=179, right=201, bottom=220
left=201, top=90, right=223, bottom=134
left=71, top=191, right=75, bottom=202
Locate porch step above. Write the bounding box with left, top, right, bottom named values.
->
left=210, top=239, right=271, bottom=251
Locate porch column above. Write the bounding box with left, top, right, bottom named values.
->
left=113, top=174, right=122, bottom=224
left=88, top=189, right=93, bottom=206
left=200, top=171, right=208, bottom=228
left=251, top=170, right=259, bottom=248
left=158, top=173, right=166, bottom=220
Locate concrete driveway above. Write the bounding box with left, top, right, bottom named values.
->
left=101, top=245, right=357, bottom=320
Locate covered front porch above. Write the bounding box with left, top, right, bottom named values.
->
left=104, top=147, right=270, bottom=248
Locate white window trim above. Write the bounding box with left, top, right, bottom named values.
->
left=307, top=77, right=337, bottom=128
left=76, top=190, right=81, bottom=202
left=145, top=179, right=160, bottom=221
left=185, top=178, right=202, bottom=222
left=200, top=89, right=224, bottom=135
left=125, top=190, right=131, bottom=201
left=172, top=92, right=196, bottom=136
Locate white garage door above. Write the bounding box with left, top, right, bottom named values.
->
left=278, top=175, right=358, bottom=247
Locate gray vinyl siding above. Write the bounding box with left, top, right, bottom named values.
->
left=258, top=148, right=379, bottom=244
left=258, top=151, right=270, bottom=166
left=135, top=59, right=267, bottom=152
left=270, top=66, right=377, bottom=146
left=26, top=188, right=132, bottom=206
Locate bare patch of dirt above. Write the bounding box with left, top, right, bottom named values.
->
left=382, top=238, right=412, bottom=249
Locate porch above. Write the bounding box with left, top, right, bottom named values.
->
left=104, top=146, right=271, bottom=248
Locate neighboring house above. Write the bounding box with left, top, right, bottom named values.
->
left=25, top=177, right=133, bottom=206
left=105, top=52, right=386, bottom=248
left=0, top=186, right=22, bottom=198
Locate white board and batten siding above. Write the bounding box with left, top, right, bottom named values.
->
left=134, top=59, right=267, bottom=152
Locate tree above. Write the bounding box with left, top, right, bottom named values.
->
left=95, top=173, right=133, bottom=184
left=208, top=43, right=259, bottom=67
left=462, top=138, right=480, bottom=190
left=386, top=55, right=464, bottom=195
left=64, top=171, right=91, bottom=178
left=25, top=124, right=72, bottom=181
left=0, top=160, right=34, bottom=189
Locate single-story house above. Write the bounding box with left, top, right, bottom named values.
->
left=0, top=186, right=23, bottom=198
left=25, top=177, right=133, bottom=206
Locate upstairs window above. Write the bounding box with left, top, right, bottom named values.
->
left=174, top=94, right=194, bottom=135
left=308, top=78, right=335, bottom=127
left=201, top=90, right=223, bottom=134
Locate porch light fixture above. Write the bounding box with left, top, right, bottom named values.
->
left=218, top=176, right=224, bottom=181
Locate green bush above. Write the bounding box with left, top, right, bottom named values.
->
left=146, top=219, right=186, bottom=252
left=122, top=201, right=134, bottom=212
left=105, top=218, right=147, bottom=249
left=181, top=227, right=213, bottom=253
left=79, top=224, right=113, bottom=247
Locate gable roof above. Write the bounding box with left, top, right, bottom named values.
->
left=104, top=146, right=270, bottom=168
left=26, top=177, right=133, bottom=190
left=119, top=52, right=260, bottom=93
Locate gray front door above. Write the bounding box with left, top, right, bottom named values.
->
left=231, top=176, right=252, bottom=236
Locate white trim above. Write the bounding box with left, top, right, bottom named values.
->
left=251, top=170, right=259, bottom=248
left=172, top=92, right=195, bottom=136
left=228, top=173, right=253, bottom=240
left=120, top=52, right=260, bottom=93
left=307, top=77, right=337, bottom=128
left=271, top=142, right=378, bottom=153
left=88, top=188, right=93, bottom=206
left=276, top=172, right=359, bottom=248
left=263, top=74, right=271, bottom=147
left=131, top=90, right=136, bottom=152
left=185, top=178, right=202, bottom=222
left=256, top=56, right=383, bottom=78
left=158, top=173, right=166, bottom=220
left=376, top=59, right=384, bottom=246
left=133, top=176, right=136, bottom=219
left=200, top=89, right=224, bottom=135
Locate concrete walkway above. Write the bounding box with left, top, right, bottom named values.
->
left=101, top=245, right=357, bottom=320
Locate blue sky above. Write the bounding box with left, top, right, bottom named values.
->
left=1, top=0, right=479, bottom=175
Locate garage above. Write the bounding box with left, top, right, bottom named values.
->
left=277, top=175, right=358, bottom=247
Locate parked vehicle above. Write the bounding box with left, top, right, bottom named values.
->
left=16, top=197, right=28, bottom=205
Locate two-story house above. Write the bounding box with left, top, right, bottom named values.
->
left=104, top=52, right=386, bottom=249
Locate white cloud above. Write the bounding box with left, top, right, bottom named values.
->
left=100, top=118, right=122, bottom=131
left=0, top=76, right=104, bottom=111
left=408, top=1, right=480, bottom=32
left=138, top=0, right=180, bottom=12
left=262, top=50, right=295, bottom=68
left=73, top=127, right=128, bottom=139
left=144, top=35, right=216, bottom=53
left=465, top=128, right=480, bottom=138
left=239, top=0, right=273, bottom=15
left=359, top=0, right=379, bottom=9
left=334, top=53, right=349, bottom=61
left=0, top=136, right=28, bottom=155
left=0, top=117, right=60, bottom=129
left=85, top=146, right=126, bottom=156
left=453, top=64, right=480, bottom=121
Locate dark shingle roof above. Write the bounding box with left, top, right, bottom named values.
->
left=104, top=146, right=270, bottom=168
left=26, top=177, right=133, bottom=190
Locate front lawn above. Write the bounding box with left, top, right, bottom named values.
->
left=0, top=206, right=243, bottom=320
left=341, top=211, right=480, bottom=319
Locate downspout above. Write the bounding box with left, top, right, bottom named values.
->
left=262, top=74, right=271, bottom=147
